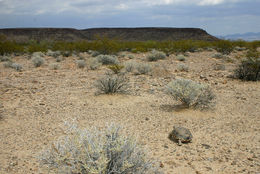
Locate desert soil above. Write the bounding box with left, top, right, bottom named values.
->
left=0, top=50, right=259, bottom=174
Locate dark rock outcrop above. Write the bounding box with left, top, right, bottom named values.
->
left=0, top=27, right=218, bottom=42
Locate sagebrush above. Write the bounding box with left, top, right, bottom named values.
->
left=39, top=122, right=161, bottom=174
left=166, top=78, right=215, bottom=109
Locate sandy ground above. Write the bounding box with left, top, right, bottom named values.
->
left=0, top=50, right=259, bottom=174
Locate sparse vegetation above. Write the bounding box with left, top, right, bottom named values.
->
left=76, top=59, right=86, bottom=68
left=10, top=63, right=23, bottom=71
left=0, top=55, right=12, bottom=62
left=166, top=78, right=215, bottom=109
left=95, top=74, right=129, bottom=94
left=39, top=122, right=160, bottom=174
left=147, top=50, right=166, bottom=61
left=212, top=53, right=224, bottom=59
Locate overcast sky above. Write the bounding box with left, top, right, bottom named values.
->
left=0, top=0, right=259, bottom=36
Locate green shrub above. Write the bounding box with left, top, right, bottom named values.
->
left=32, top=55, right=45, bottom=67
left=147, top=50, right=166, bottom=61
left=177, top=63, right=189, bottom=72
left=215, top=40, right=233, bottom=55
left=234, top=57, right=260, bottom=81
left=108, top=64, right=124, bottom=74
left=166, top=79, right=215, bottom=109
left=128, top=54, right=134, bottom=59
left=76, top=60, right=86, bottom=68
left=97, top=55, right=119, bottom=65
left=136, top=63, right=152, bottom=75
left=95, top=74, right=129, bottom=94
left=39, top=122, right=160, bottom=174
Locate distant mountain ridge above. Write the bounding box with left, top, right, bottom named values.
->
left=0, top=27, right=219, bottom=42
left=218, top=32, right=260, bottom=41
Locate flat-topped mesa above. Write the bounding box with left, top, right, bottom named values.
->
left=0, top=27, right=219, bottom=42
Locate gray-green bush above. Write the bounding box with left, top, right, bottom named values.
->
left=147, top=50, right=166, bottom=61
left=88, top=58, right=102, bottom=70
left=39, top=122, right=161, bottom=174
left=97, top=55, right=119, bottom=65
left=76, top=60, right=86, bottom=68
left=176, top=55, right=186, bottom=61
left=95, top=74, right=129, bottom=94
left=177, top=63, right=189, bottom=72
left=49, top=63, right=60, bottom=70
left=166, top=78, right=215, bottom=109
left=136, top=63, right=152, bottom=75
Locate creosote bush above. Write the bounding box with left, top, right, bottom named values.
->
left=31, top=52, right=45, bottom=67
left=166, top=78, right=215, bottom=109
left=97, top=55, right=119, bottom=65
left=39, top=121, right=161, bottom=174
left=95, top=74, right=129, bottom=94
left=147, top=50, right=166, bottom=61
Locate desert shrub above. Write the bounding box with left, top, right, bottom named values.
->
left=108, top=64, right=124, bottom=74
left=89, top=50, right=100, bottom=57
left=88, top=58, right=102, bottom=70
left=46, top=50, right=60, bottom=58
left=177, top=63, right=189, bottom=72
left=76, top=60, right=86, bottom=68
left=31, top=55, right=45, bottom=67
left=234, top=57, right=260, bottom=81
left=212, top=53, right=223, bottom=59
left=10, top=63, right=23, bottom=71
left=166, top=78, right=215, bottom=109
left=32, top=51, right=45, bottom=58
left=215, top=40, right=233, bottom=55
left=0, top=55, right=11, bottom=62
left=3, top=61, right=13, bottom=68
left=97, top=55, right=119, bottom=65
left=128, top=55, right=134, bottom=59
left=136, top=63, right=152, bottom=75
left=147, top=50, right=166, bottom=61
left=176, top=55, right=186, bottom=61
left=56, top=56, right=63, bottom=62
left=39, top=122, right=160, bottom=174
left=95, top=74, right=129, bottom=94
left=213, top=63, right=225, bottom=71
left=124, top=61, right=137, bottom=72
left=49, top=63, right=60, bottom=70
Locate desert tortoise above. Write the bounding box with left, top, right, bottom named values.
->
left=169, top=126, right=193, bottom=146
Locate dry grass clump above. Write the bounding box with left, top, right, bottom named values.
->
left=49, top=63, right=60, bottom=70
left=166, top=78, right=215, bottom=110
left=95, top=74, right=129, bottom=94
left=147, top=50, right=166, bottom=61
left=38, top=122, right=160, bottom=174
left=4, top=61, right=23, bottom=71
left=88, top=58, right=102, bottom=70
left=212, top=53, right=224, bottom=59
left=124, top=61, right=137, bottom=72
left=46, top=50, right=61, bottom=58
left=0, top=55, right=11, bottom=62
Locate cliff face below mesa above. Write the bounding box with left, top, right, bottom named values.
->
left=0, top=27, right=219, bottom=42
